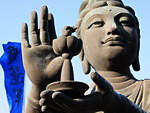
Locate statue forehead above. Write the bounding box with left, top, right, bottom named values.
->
left=82, top=6, right=132, bottom=25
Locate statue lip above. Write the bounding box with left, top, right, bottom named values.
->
left=102, top=36, right=126, bottom=45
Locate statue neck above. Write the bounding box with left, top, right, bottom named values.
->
left=96, top=69, right=137, bottom=93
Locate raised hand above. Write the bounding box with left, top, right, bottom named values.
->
left=21, top=6, right=64, bottom=89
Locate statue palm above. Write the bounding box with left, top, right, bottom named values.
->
left=21, top=6, right=63, bottom=88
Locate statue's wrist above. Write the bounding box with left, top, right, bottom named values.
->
left=29, top=84, right=44, bottom=101
left=28, top=94, right=41, bottom=110
left=26, top=84, right=43, bottom=110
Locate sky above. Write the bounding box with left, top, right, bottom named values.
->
left=0, top=0, right=150, bottom=113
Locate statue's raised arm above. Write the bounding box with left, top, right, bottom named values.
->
left=21, top=5, right=65, bottom=113
left=22, top=5, right=82, bottom=113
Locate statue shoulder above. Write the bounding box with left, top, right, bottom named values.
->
left=143, top=79, right=150, bottom=83
left=140, top=79, right=150, bottom=112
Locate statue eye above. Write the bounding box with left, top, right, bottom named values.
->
left=120, top=20, right=133, bottom=27
left=119, top=16, right=135, bottom=27
left=88, top=21, right=104, bottom=29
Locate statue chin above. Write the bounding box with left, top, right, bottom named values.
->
left=104, top=46, right=133, bottom=61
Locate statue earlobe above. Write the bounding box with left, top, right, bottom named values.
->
left=132, top=39, right=140, bottom=71
left=78, top=48, right=91, bottom=74
left=82, top=56, right=91, bottom=74
left=132, top=55, right=140, bottom=71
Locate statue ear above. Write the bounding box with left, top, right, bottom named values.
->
left=132, top=39, right=140, bottom=71
left=78, top=48, right=91, bottom=74
left=132, top=55, right=140, bottom=71
left=82, top=55, right=91, bottom=74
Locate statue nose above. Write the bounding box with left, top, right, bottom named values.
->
left=106, top=22, right=120, bottom=35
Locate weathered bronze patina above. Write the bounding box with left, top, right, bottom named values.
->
left=21, top=0, right=150, bottom=113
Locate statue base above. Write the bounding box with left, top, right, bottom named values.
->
left=46, top=81, right=89, bottom=98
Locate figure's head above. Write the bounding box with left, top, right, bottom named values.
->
left=76, top=0, right=140, bottom=74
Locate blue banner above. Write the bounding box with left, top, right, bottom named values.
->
left=0, top=42, right=25, bottom=113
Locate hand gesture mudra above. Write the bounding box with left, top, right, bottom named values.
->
left=39, top=72, right=118, bottom=113
left=21, top=6, right=81, bottom=89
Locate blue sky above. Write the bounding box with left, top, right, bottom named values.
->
left=0, top=0, right=150, bottom=112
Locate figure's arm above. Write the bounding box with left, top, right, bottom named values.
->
left=22, top=6, right=64, bottom=113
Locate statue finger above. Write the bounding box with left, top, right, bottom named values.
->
left=52, top=91, right=104, bottom=112
left=39, top=98, right=47, bottom=106
left=40, top=5, right=50, bottom=45
left=30, top=11, right=40, bottom=47
left=91, top=72, right=113, bottom=94
left=41, top=105, right=65, bottom=113
left=40, top=90, right=54, bottom=98
left=48, top=13, right=57, bottom=45
left=40, top=90, right=68, bottom=112
left=72, top=92, right=103, bottom=111
left=52, top=92, right=74, bottom=110
left=21, top=23, right=31, bottom=49
left=41, top=105, right=47, bottom=112
left=40, top=99, right=67, bottom=112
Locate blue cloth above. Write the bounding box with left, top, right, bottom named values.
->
left=0, top=42, right=25, bottom=113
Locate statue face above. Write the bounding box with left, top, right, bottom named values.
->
left=80, top=6, right=139, bottom=70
